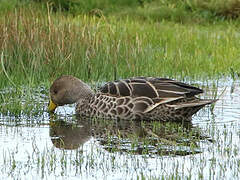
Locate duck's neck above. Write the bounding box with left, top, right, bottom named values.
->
left=74, top=80, right=94, bottom=103
left=78, top=81, right=94, bottom=96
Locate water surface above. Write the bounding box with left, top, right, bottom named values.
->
left=0, top=78, right=240, bottom=180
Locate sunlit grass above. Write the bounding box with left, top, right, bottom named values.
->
left=0, top=4, right=240, bottom=90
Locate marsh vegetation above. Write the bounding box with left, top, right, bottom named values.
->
left=1, top=0, right=240, bottom=179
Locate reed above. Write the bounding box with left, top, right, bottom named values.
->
left=0, top=1, right=240, bottom=90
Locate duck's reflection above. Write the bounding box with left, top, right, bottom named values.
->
left=49, top=116, right=210, bottom=155
left=49, top=118, right=91, bottom=150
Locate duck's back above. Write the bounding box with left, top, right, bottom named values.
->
left=100, top=77, right=203, bottom=99
left=76, top=77, right=216, bottom=121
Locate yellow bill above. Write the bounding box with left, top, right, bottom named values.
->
left=48, top=99, right=57, bottom=112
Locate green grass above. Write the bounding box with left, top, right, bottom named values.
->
left=0, top=86, right=47, bottom=119
left=25, top=0, right=240, bottom=21
left=1, top=2, right=240, bottom=90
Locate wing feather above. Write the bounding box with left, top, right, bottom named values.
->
left=99, top=77, right=204, bottom=109
left=100, top=77, right=202, bottom=98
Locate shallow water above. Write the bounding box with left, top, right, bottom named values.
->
left=0, top=78, right=240, bottom=180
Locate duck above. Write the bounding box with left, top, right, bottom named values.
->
left=48, top=75, right=217, bottom=121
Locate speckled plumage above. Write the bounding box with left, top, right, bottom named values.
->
left=48, top=75, right=216, bottom=122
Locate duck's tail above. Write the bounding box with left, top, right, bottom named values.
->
left=167, top=99, right=218, bottom=118
left=168, top=99, right=218, bottom=110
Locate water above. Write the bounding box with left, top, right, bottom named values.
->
left=0, top=78, right=240, bottom=180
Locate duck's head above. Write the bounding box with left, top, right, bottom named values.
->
left=48, top=75, right=94, bottom=112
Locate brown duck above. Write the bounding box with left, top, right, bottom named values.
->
left=48, top=75, right=217, bottom=121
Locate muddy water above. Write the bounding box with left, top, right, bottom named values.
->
left=0, top=78, right=240, bottom=180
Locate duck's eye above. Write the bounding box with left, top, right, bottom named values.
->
left=54, top=89, right=58, bottom=94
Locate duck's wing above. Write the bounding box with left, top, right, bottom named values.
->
left=100, top=77, right=203, bottom=99
left=99, top=77, right=204, bottom=113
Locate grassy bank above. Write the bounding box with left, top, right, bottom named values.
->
left=0, top=1, right=240, bottom=90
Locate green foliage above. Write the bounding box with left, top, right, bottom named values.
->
left=2, top=0, right=240, bottom=21
left=0, top=0, right=18, bottom=13
left=34, top=0, right=143, bottom=15
left=1, top=1, right=240, bottom=89
left=1, top=4, right=240, bottom=89
left=185, top=0, right=240, bottom=19
left=155, top=0, right=240, bottom=20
